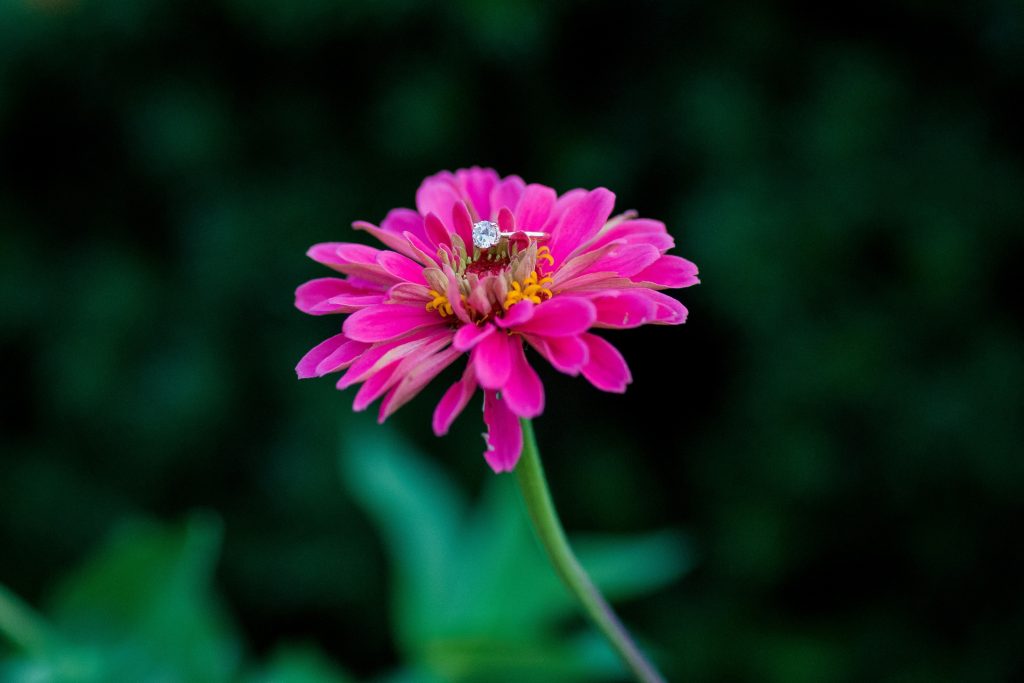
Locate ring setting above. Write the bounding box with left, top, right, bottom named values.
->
left=472, top=220, right=548, bottom=250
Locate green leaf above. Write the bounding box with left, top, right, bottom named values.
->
left=46, top=513, right=241, bottom=683
left=246, top=645, right=355, bottom=683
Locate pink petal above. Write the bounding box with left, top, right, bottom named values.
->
left=316, top=338, right=371, bottom=376
left=495, top=299, right=535, bottom=328
left=353, top=360, right=400, bottom=412
left=352, top=221, right=428, bottom=264
left=527, top=334, right=589, bottom=375
left=547, top=188, right=587, bottom=228
left=497, top=206, right=515, bottom=234
left=548, top=188, right=615, bottom=264
left=585, top=218, right=674, bottom=254
left=514, top=184, right=557, bottom=233
left=456, top=167, right=499, bottom=220
left=386, top=282, right=432, bottom=305
left=632, top=255, right=700, bottom=289
left=377, top=251, right=427, bottom=285
left=581, top=333, right=632, bottom=393
left=502, top=337, right=544, bottom=418
left=380, top=208, right=426, bottom=241
left=296, top=333, right=347, bottom=378
left=416, top=173, right=461, bottom=221
left=432, top=363, right=478, bottom=436
left=587, top=290, right=658, bottom=329
left=454, top=322, right=495, bottom=351
left=577, top=243, right=661, bottom=279
left=295, top=278, right=384, bottom=315
left=471, top=329, right=512, bottom=389
left=424, top=212, right=451, bottom=249
left=307, top=242, right=403, bottom=286
left=379, top=345, right=463, bottom=422
left=444, top=265, right=472, bottom=324
left=489, top=175, right=526, bottom=217
left=451, top=201, right=475, bottom=249
left=512, top=298, right=596, bottom=337
left=483, top=391, right=523, bottom=473
left=337, top=328, right=446, bottom=389
left=632, top=289, right=689, bottom=324
left=343, top=304, right=446, bottom=343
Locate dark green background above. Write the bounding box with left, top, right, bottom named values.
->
left=2, top=1, right=1023, bottom=681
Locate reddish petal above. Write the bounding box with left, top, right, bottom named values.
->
left=483, top=391, right=523, bottom=473
left=352, top=221, right=428, bottom=264
left=513, top=298, right=596, bottom=337
left=514, top=184, right=557, bottom=233
left=632, top=255, right=700, bottom=289
left=548, top=188, right=615, bottom=264
left=581, top=333, right=632, bottom=393
left=424, top=212, right=452, bottom=249
left=451, top=201, right=475, bottom=249
left=343, top=304, right=446, bottom=343
left=432, top=362, right=478, bottom=436
left=454, top=322, right=495, bottom=351
left=353, top=361, right=401, bottom=411
left=497, top=206, right=516, bottom=234
left=471, top=330, right=512, bottom=389
left=316, top=338, right=371, bottom=376
left=502, top=338, right=544, bottom=418
left=337, top=328, right=445, bottom=389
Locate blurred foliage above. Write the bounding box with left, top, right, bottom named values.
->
left=0, top=432, right=688, bottom=682
left=1, top=0, right=1023, bottom=681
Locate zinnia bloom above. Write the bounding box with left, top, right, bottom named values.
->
left=296, top=167, right=698, bottom=472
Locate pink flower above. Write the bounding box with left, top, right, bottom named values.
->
left=296, top=167, right=699, bottom=472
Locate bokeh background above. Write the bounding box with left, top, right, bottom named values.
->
left=2, top=1, right=1023, bottom=681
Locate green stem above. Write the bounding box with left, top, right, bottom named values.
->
left=0, top=583, right=54, bottom=654
left=515, top=419, right=666, bottom=683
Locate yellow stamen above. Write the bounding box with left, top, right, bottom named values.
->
left=537, top=246, right=554, bottom=267
left=425, top=290, right=453, bottom=317
left=503, top=270, right=555, bottom=310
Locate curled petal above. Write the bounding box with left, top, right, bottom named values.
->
left=452, top=201, right=475, bottom=249
left=502, top=337, right=544, bottom=418
left=454, top=322, right=495, bottom=351
left=629, top=289, right=689, bottom=324
left=632, top=255, right=700, bottom=289
left=424, top=212, right=451, bottom=249
left=433, top=362, right=478, bottom=436
left=495, top=299, right=535, bottom=328
left=581, top=333, right=632, bottom=393
left=483, top=391, right=523, bottom=473
left=528, top=334, right=589, bottom=376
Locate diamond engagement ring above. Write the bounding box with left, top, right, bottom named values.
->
left=472, top=220, right=549, bottom=249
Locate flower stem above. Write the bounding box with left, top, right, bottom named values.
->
left=515, top=419, right=666, bottom=683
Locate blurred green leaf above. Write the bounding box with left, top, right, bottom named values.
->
left=245, top=645, right=355, bottom=683
left=341, top=427, right=692, bottom=682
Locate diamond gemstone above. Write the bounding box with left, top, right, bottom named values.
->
left=472, top=220, right=501, bottom=249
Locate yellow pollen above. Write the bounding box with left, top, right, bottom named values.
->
left=503, top=272, right=554, bottom=310
left=425, top=289, right=453, bottom=317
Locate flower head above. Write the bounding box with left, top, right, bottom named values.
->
left=296, top=167, right=699, bottom=472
